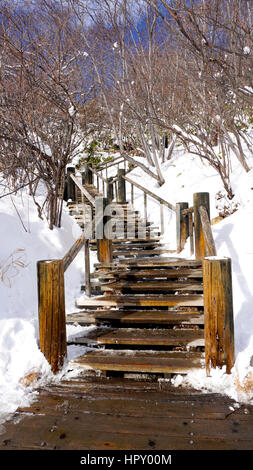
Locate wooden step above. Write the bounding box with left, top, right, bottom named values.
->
left=92, top=268, right=203, bottom=280
left=76, top=294, right=204, bottom=308
left=90, top=237, right=162, bottom=244
left=112, top=242, right=162, bottom=249
left=66, top=309, right=204, bottom=326
left=94, top=259, right=202, bottom=269
left=119, top=258, right=202, bottom=267
left=113, top=249, right=176, bottom=257
left=68, top=326, right=204, bottom=348
left=70, top=349, right=205, bottom=374
left=91, top=242, right=162, bottom=252
left=100, top=280, right=203, bottom=293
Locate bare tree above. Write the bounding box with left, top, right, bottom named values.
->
left=0, top=0, right=94, bottom=228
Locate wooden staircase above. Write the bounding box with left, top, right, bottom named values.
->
left=66, top=184, right=206, bottom=378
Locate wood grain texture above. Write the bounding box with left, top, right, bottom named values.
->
left=198, top=205, right=217, bottom=256
left=193, top=192, right=210, bottom=260
left=37, top=260, right=66, bottom=373
left=176, top=202, right=189, bottom=253
left=203, top=257, right=234, bottom=375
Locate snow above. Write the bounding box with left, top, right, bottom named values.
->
left=1, top=133, right=253, bottom=426
left=0, top=188, right=97, bottom=430
left=243, top=46, right=251, bottom=55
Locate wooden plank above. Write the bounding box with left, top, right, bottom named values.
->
left=76, top=294, right=204, bottom=308
left=68, top=327, right=204, bottom=347
left=113, top=249, right=176, bottom=257
left=117, top=258, right=202, bottom=266
left=71, top=349, right=205, bottom=374
left=100, top=280, right=203, bottom=292
left=91, top=268, right=203, bottom=279
left=112, top=242, right=161, bottom=249
left=66, top=309, right=204, bottom=326
left=93, top=258, right=202, bottom=269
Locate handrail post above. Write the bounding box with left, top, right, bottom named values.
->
left=37, top=259, right=67, bottom=374
left=84, top=162, right=93, bottom=185
left=117, top=168, right=126, bottom=203
left=176, top=202, right=189, bottom=253
left=106, top=176, right=114, bottom=203
left=193, top=192, right=210, bottom=260
left=95, top=197, right=113, bottom=263
left=203, top=257, right=235, bottom=376
left=84, top=239, right=91, bottom=297
left=66, top=166, right=76, bottom=203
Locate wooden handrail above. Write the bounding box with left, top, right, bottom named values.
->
left=70, top=173, right=96, bottom=206
left=99, top=157, right=125, bottom=170
left=123, top=175, right=176, bottom=212
left=122, top=152, right=161, bottom=182
left=198, top=205, right=217, bottom=256
left=63, top=233, right=86, bottom=272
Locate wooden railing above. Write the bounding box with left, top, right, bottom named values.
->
left=122, top=174, right=176, bottom=236
left=38, top=164, right=234, bottom=377
left=176, top=191, right=234, bottom=375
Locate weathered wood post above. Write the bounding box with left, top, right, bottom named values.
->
left=66, top=166, right=76, bottom=203
left=95, top=197, right=113, bottom=263
left=176, top=202, right=189, bottom=253
left=117, top=168, right=126, bottom=204
left=193, top=192, right=210, bottom=260
left=37, top=259, right=67, bottom=374
left=106, top=177, right=114, bottom=203
left=84, top=239, right=91, bottom=297
left=81, top=171, right=86, bottom=186
left=84, top=162, right=93, bottom=185
left=203, top=257, right=235, bottom=375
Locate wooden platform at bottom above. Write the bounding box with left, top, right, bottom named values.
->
left=1, top=372, right=253, bottom=451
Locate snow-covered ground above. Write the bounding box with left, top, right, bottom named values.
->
left=1, top=141, right=253, bottom=430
